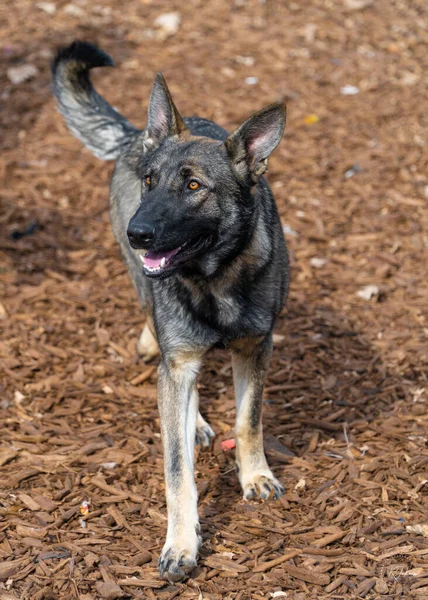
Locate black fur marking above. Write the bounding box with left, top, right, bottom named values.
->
left=51, top=40, right=114, bottom=75
left=185, top=117, right=229, bottom=142
left=158, top=548, right=197, bottom=582
left=249, top=380, right=264, bottom=432
left=169, top=437, right=182, bottom=484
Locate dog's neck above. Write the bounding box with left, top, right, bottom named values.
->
left=177, top=195, right=270, bottom=294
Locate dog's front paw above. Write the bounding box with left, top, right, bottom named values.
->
left=195, top=413, right=215, bottom=447
left=158, top=544, right=198, bottom=582
left=241, top=472, right=285, bottom=501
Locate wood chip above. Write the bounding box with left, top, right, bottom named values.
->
left=203, top=556, right=249, bottom=573
left=283, top=564, right=331, bottom=586
left=117, top=578, right=164, bottom=588
left=253, top=549, right=300, bottom=572
left=312, top=530, right=347, bottom=548
left=1, top=5, right=425, bottom=599
left=96, top=582, right=124, bottom=599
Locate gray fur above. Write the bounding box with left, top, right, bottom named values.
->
left=52, top=41, right=289, bottom=583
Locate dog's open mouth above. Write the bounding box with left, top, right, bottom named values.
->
left=139, top=234, right=209, bottom=278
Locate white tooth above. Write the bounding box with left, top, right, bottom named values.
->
left=139, top=255, right=145, bottom=263
left=160, top=257, right=166, bottom=268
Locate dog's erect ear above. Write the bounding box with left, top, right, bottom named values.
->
left=144, top=73, right=187, bottom=148
left=225, top=102, right=286, bottom=184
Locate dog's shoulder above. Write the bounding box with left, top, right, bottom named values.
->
left=184, top=117, right=228, bottom=142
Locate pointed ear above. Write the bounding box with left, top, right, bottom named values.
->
left=144, top=73, right=187, bottom=148
left=225, top=102, right=286, bottom=183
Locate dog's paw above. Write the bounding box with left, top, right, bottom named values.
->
left=242, top=472, right=285, bottom=501
left=158, top=545, right=198, bottom=582
left=195, top=414, right=215, bottom=447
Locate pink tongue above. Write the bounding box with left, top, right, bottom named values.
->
left=143, top=247, right=181, bottom=268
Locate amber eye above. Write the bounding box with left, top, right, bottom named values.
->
left=188, top=180, right=200, bottom=191
left=145, top=176, right=151, bottom=186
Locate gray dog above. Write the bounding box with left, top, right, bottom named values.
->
left=52, top=41, right=289, bottom=582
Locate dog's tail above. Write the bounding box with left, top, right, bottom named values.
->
left=52, top=41, right=140, bottom=160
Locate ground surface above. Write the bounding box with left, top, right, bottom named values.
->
left=1, top=0, right=427, bottom=598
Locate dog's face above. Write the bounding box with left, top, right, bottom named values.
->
left=129, top=136, right=232, bottom=279
left=127, top=74, right=286, bottom=279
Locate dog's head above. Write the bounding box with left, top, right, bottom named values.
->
left=127, top=74, right=286, bottom=279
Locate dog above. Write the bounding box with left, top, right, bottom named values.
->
left=52, top=41, right=289, bottom=582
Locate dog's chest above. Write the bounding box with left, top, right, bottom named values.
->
left=210, top=291, right=241, bottom=327
left=181, top=279, right=270, bottom=340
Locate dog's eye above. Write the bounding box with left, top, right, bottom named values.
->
left=145, top=176, right=151, bottom=187
left=188, top=180, right=200, bottom=191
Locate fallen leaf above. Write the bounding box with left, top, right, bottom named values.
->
left=304, top=114, right=319, bottom=125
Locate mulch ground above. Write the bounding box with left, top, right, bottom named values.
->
left=1, top=0, right=427, bottom=598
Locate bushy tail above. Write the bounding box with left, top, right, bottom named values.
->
left=52, top=41, right=139, bottom=160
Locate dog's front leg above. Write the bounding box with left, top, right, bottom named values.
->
left=232, top=334, right=285, bottom=501
left=157, top=353, right=201, bottom=582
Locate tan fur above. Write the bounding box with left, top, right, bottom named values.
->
left=157, top=353, right=203, bottom=581
left=232, top=337, right=283, bottom=500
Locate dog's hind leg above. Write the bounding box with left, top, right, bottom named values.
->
left=232, top=334, right=285, bottom=501
left=157, top=352, right=203, bottom=582
left=136, top=319, right=160, bottom=362
left=195, top=403, right=215, bottom=447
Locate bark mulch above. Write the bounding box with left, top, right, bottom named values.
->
left=0, top=0, right=427, bottom=598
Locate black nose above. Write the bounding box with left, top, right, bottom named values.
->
left=127, top=221, right=155, bottom=248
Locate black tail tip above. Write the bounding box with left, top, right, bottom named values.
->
left=51, top=41, right=114, bottom=75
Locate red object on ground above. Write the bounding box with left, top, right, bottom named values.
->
left=221, top=438, right=236, bottom=451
